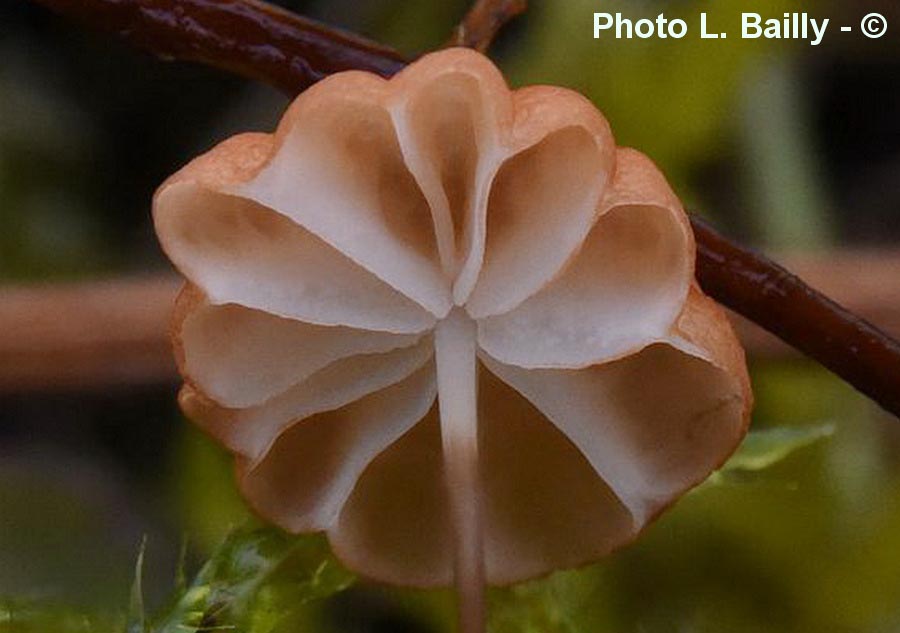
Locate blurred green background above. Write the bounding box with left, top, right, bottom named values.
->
left=2, top=0, right=900, bottom=631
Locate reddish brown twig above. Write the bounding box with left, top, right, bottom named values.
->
left=28, top=0, right=900, bottom=417
left=29, top=0, right=406, bottom=94
left=3, top=258, right=898, bottom=393
left=0, top=278, right=179, bottom=392
left=693, top=217, right=900, bottom=417
left=449, top=0, right=528, bottom=52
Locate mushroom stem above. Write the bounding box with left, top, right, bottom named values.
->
left=434, top=308, right=486, bottom=633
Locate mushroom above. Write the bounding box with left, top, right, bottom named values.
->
left=153, top=48, right=752, bottom=633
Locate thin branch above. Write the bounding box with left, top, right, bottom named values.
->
left=449, top=0, right=528, bottom=52
left=0, top=278, right=179, bottom=392
left=27, top=0, right=900, bottom=417
left=29, top=0, right=406, bottom=94
left=3, top=255, right=899, bottom=394
left=692, top=217, right=900, bottom=417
